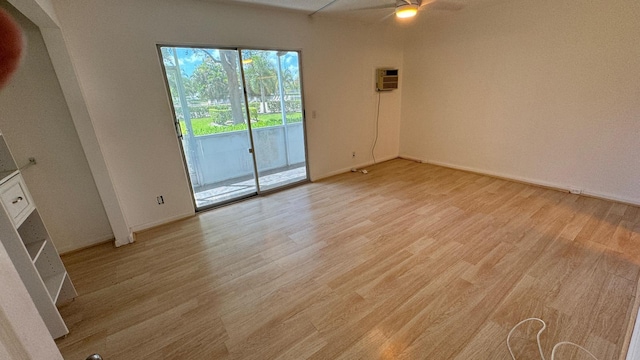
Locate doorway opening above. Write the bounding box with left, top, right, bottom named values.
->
left=159, top=46, right=309, bottom=209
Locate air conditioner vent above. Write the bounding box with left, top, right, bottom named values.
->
left=376, top=68, right=399, bottom=91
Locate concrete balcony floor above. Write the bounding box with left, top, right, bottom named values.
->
left=193, top=165, right=307, bottom=208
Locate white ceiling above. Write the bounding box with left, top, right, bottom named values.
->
left=209, top=0, right=393, bottom=13
left=204, top=0, right=505, bottom=22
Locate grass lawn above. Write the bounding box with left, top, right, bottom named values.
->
left=181, top=112, right=303, bottom=136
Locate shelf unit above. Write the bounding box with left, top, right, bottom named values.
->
left=0, top=132, right=76, bottom=339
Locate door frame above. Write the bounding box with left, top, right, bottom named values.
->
left=156, top=44, right=311, bottom=211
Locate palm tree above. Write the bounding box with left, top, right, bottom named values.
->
left=281, top=68, right=297, bottom=94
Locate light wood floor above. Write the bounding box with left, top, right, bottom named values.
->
left=56, top=159, right=640, bottom=359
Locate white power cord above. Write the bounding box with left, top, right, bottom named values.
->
left=508, top=318, right=546, bottom=360
left=507, top=318, right=599, bottom=360
left=371, top=91, right=381, bottom=165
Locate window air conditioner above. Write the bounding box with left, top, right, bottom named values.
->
left=376, top=68, right=399, bottom=91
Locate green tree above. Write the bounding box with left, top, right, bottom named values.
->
left=243, top=51, right=277, bottom=112
left=190, top=58, right=227, bottom=102
left=195, top=49, right=245, bottom=125
left=281, top=68, right=299, bottom=94
left=160, top=48, right=199, bottom=110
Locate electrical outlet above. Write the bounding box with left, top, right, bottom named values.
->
left=352, top=151, right=356, bottom=158
left=157, top=195, right=165, bottom=205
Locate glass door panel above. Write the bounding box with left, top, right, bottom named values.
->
left=241, top=50, right=308, bottom=191
left=160, top=46, right=257, bottom=208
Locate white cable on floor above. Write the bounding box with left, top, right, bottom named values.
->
left=508, top=318, right=547, bottom=360
left=551, top=342, right=599, bottom=360
left=507, top=318, right=599, bottom=360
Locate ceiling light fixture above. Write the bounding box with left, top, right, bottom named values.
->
left=396, top=3, right=419, bottom=18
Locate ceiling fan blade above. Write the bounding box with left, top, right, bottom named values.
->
left=353, top=3, right=396, bottom=11
left=309, top=0, right=341, bottom=16
left=379, top=11, right=396, bottom=22
left=421, top=1, right=464, bottom=11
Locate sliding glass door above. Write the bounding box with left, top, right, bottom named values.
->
left=241, top=50, right=307, bottom=191
left=159, top=46, right=308, bottom=209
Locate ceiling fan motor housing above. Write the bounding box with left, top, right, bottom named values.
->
left=398, top=0, right=421, bottom=5
left=396, top=1, right=420, bottom=18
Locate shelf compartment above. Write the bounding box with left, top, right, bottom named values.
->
left=34, top=240, right=67, bottom=302
left=17, top=209, right=48, bottom=248
left=43, top=271, right=66, bottom=303
left=25, top=239, right=47, bottom=262
left=56, top=273, right=77, bottom=305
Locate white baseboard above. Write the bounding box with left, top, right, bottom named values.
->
left=398, top=155, right=640, bottom=207
left=130, top=212, right=195, bottom=233
left=311, top=155, right=398, bottom=181
left=59, top=233, right=114, bottom=255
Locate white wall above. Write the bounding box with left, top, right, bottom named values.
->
left=0, top=1, right=113, bottom=253
left=400, top=0, right=640, bottom=205
left=7, top=0, right=639, bottom=248
left=50, top=0, right=403, bottom=232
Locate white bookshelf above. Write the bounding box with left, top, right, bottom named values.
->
left=0, top=132, right=76, bottom=339
left=25, top=239, right=47, bottom=261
